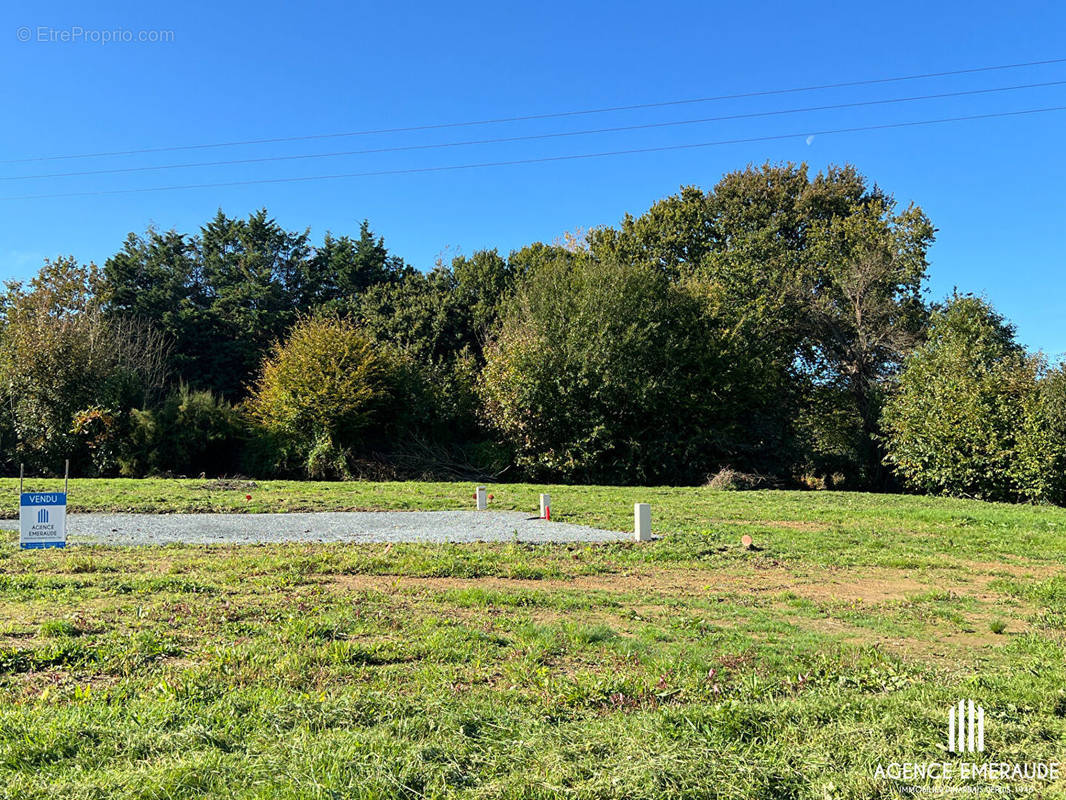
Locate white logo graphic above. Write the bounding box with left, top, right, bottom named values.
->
left=874, top=699, right=1059, bottom=786
left=949, top=699, right=984, bottom=753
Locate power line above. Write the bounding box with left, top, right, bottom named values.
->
left=4, top=105, right=1062, bottom=201
left=6, top=79, right=1064, bottom=182
left=4, top=56, right=1065, bottom=165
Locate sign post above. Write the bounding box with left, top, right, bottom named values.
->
left=18, top=461, right=68, bottom=549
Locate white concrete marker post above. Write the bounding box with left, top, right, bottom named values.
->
left=634, top=503, right=651, bottom=542
left=476, top=486, right=487, bottom=511
left=539, top=493, right=551, bottom=520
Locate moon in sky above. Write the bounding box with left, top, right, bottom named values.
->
left=806, top=135, right=816, bottom=146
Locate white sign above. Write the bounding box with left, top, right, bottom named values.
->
left=20, top=492, right=66, bottom=549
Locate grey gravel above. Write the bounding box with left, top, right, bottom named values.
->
left=0, top=511, right=629, bottom=546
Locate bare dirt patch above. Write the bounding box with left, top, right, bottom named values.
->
left=800, top=614, right=1013, bottom=662
left=329, top=562, right=1043, bottom=665
left=954, top=560, right=1061, bottom=581
left=199, top=479, right=259, bottom=492
left=332, top=565, right=942, bottom=605
left=706, top=519, right=832, bottom=532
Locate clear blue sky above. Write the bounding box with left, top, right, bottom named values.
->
left=2, top=0, right=1064, bottom=357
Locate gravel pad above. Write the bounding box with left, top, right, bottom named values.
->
left=0, top=511, right=629, bottom=546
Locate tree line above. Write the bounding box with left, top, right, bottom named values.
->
left=3, top=162, right=1064, bottom=502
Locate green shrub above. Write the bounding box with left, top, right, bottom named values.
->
left=119, top=385, right=245, bottom=477
left=238, top=423, right=299, bottom=478
left=0, top=258, right=169, bottom=475
left=247, top=313, right=408, bottom=478
left=71, top=406, right=121, bottom=475
left=305, top=431, right=353, bottom=480
left=480, top=257, right=723, bottom=483
left=881, top=296, right=1065, bottom=503
left=1042, top=364, right=1066, bottom=466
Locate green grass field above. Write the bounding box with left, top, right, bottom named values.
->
left=1, top=479, right=1064, bottom=798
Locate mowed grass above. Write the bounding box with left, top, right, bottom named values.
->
left=0, top=480, right=1064, bottom=798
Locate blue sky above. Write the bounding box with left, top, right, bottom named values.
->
left=2, top=0, right=1064, bottom=357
